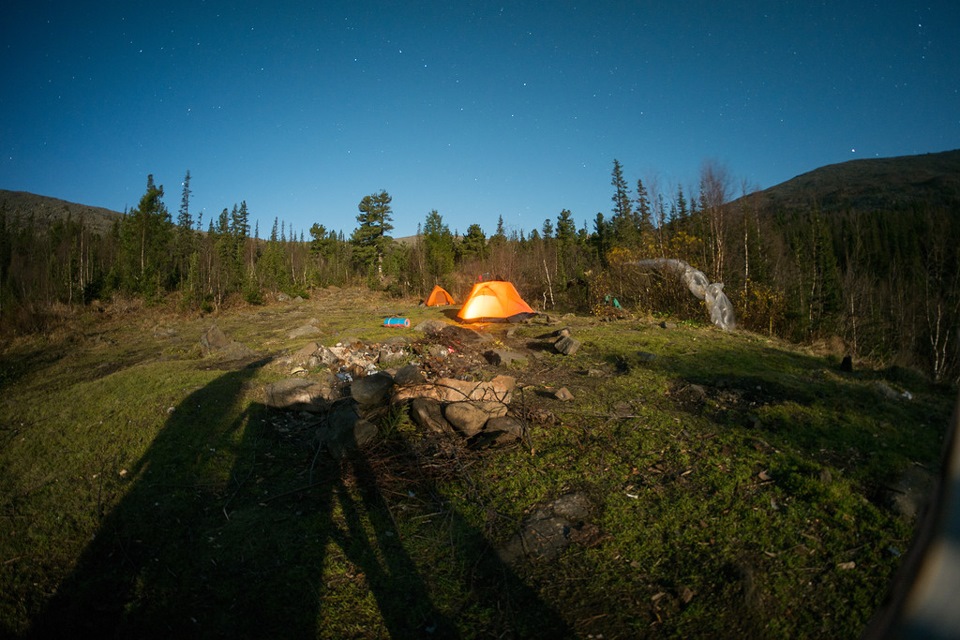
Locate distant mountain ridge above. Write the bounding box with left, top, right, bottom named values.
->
left=749, top=149, right=960, bottom=212
left=0, top=190, right=124, bottom=236
left=4, top=149, right=959, bottom=239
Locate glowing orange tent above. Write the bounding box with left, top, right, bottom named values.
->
left=457, top=280, right=535, bottom=323
left=425, top=285, right=455, bottom=306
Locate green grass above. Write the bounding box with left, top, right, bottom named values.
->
left=0, top=293, right=954, bottom=638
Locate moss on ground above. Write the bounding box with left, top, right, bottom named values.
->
left=0, top=290, right=953, bottom=638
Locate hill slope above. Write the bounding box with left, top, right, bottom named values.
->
left=749, top=149, right=960, bottom=212
left=0, top=190, right=124, bottom=235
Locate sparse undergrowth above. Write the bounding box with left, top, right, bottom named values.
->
left=0, top=289, right=954, bottom=638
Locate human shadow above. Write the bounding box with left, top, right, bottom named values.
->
left=28, top=358, right=572, bottom=638
left=28, top=358, right=307, bottom=637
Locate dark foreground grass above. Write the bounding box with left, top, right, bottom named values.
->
left=0, top=291, right=954, bottom=638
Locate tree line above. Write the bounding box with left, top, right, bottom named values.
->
left=1, top=162, right=957, bottom=383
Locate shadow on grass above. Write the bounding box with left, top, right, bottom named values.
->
left=28, top=358, right=570, bottom=638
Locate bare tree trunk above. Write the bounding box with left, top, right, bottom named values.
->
left=543, top=259, right=555, bottom=309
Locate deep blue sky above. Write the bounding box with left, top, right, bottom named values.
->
left=2, top=1, right=958, bottom=238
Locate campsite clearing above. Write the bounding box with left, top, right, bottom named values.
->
left=0, top=287, right=953, bottom=638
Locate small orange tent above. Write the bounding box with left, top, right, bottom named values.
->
left=457, top=280, right=535, bottom=323
left=425, top=285, right=455, bottom=306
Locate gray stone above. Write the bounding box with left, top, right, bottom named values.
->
left=200, top=325, right=231, bottom=354
left=378, top=348, right=408, bottom=368
left=483, top=349, right=529, bottom=367
left=410, top=397, right=453, bottom=435
left=484, top=416, right=524, bottom=444
left=414, top=319, right=448, bottom=334
left=443, top=402, right=490, bottom=437
left=199, top=325, right=256, bottom=360
left=350, top=372, right=394, bottom=406
left=290, top=342, right=320, bottom=366
left=637, top=351, right=657, bottom=362
left=393, top=363, right=425, bottom=386
left=288, top=324, right=322, bottom=339
left=439, top=325, right=491, bottom=344
left=554, top=387, right=574, bottom=401
left=549, top=491, right=593, bottom=521
left=315, top=346, right=339, bottom=367
left=554, top=335, right=581, bottom=356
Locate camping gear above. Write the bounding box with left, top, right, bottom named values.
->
left=425, top=285, right=455, bottom=306
left=457, top=280, right=535, bottom=323
left=383, top=317, right=410, bottom=328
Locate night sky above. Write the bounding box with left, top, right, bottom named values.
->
left=2, top=1, right=958, bottom=237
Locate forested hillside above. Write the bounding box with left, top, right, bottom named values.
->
left=2, top=151, right=958, bottom=382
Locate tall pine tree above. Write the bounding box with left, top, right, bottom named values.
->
left=350, top=190, right=394, bottom=279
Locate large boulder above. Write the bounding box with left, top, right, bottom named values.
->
left=200, top=325, right=256, bottom=360
left=444, top=401, right=508, bottom=437
left=409, top=397, right=454, bottom=435
left=350, top=372, right=395, bottom=407
left=392, top=375, right=516, bottom=404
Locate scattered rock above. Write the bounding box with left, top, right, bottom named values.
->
left=439, top=325, right=492, bottom=345
left=444, top=401, right=508, bottom=437
left=393, top=363, right=426, bottom=386
left=549, top=492, right=593, bottom=521
left=414, top=319, right=448, bottom=334
left=483, top=349, right=528, bottom=367
left=637, top=351, right=657, bottom=362
left=483, top=415, right=524, bottom=445
left=200, top=325, right=232, bottom=354
left=350, top=372, right=395, bottom=407
left=553, top=387, right=574, bottom=401
left=659, top=320, right=678, bottom=329
left=288, top=324, right=321, bottom=339
left=554, top=335, right=581, bottom=356
left=199, top=325, right=256, bottom=360
left=377, top=348, right=408, bottom=368
left=290, top=342, right=321, bottom=366
left=409, top=397, right=454, bottom=435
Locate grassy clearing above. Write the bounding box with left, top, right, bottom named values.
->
left=0, top=291, right=954, bottom=638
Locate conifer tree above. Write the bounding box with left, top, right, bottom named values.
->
left=422, top=210, right=454, bottom=282
left=458, top=224, right=487, bottom=263
left=350, top=190, right=394, bottom=278
left=610, top=159, right=636, bottom=248
left=117, top=175, right=173, bottom=296
left=174, top=170, right=195, bottom=283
